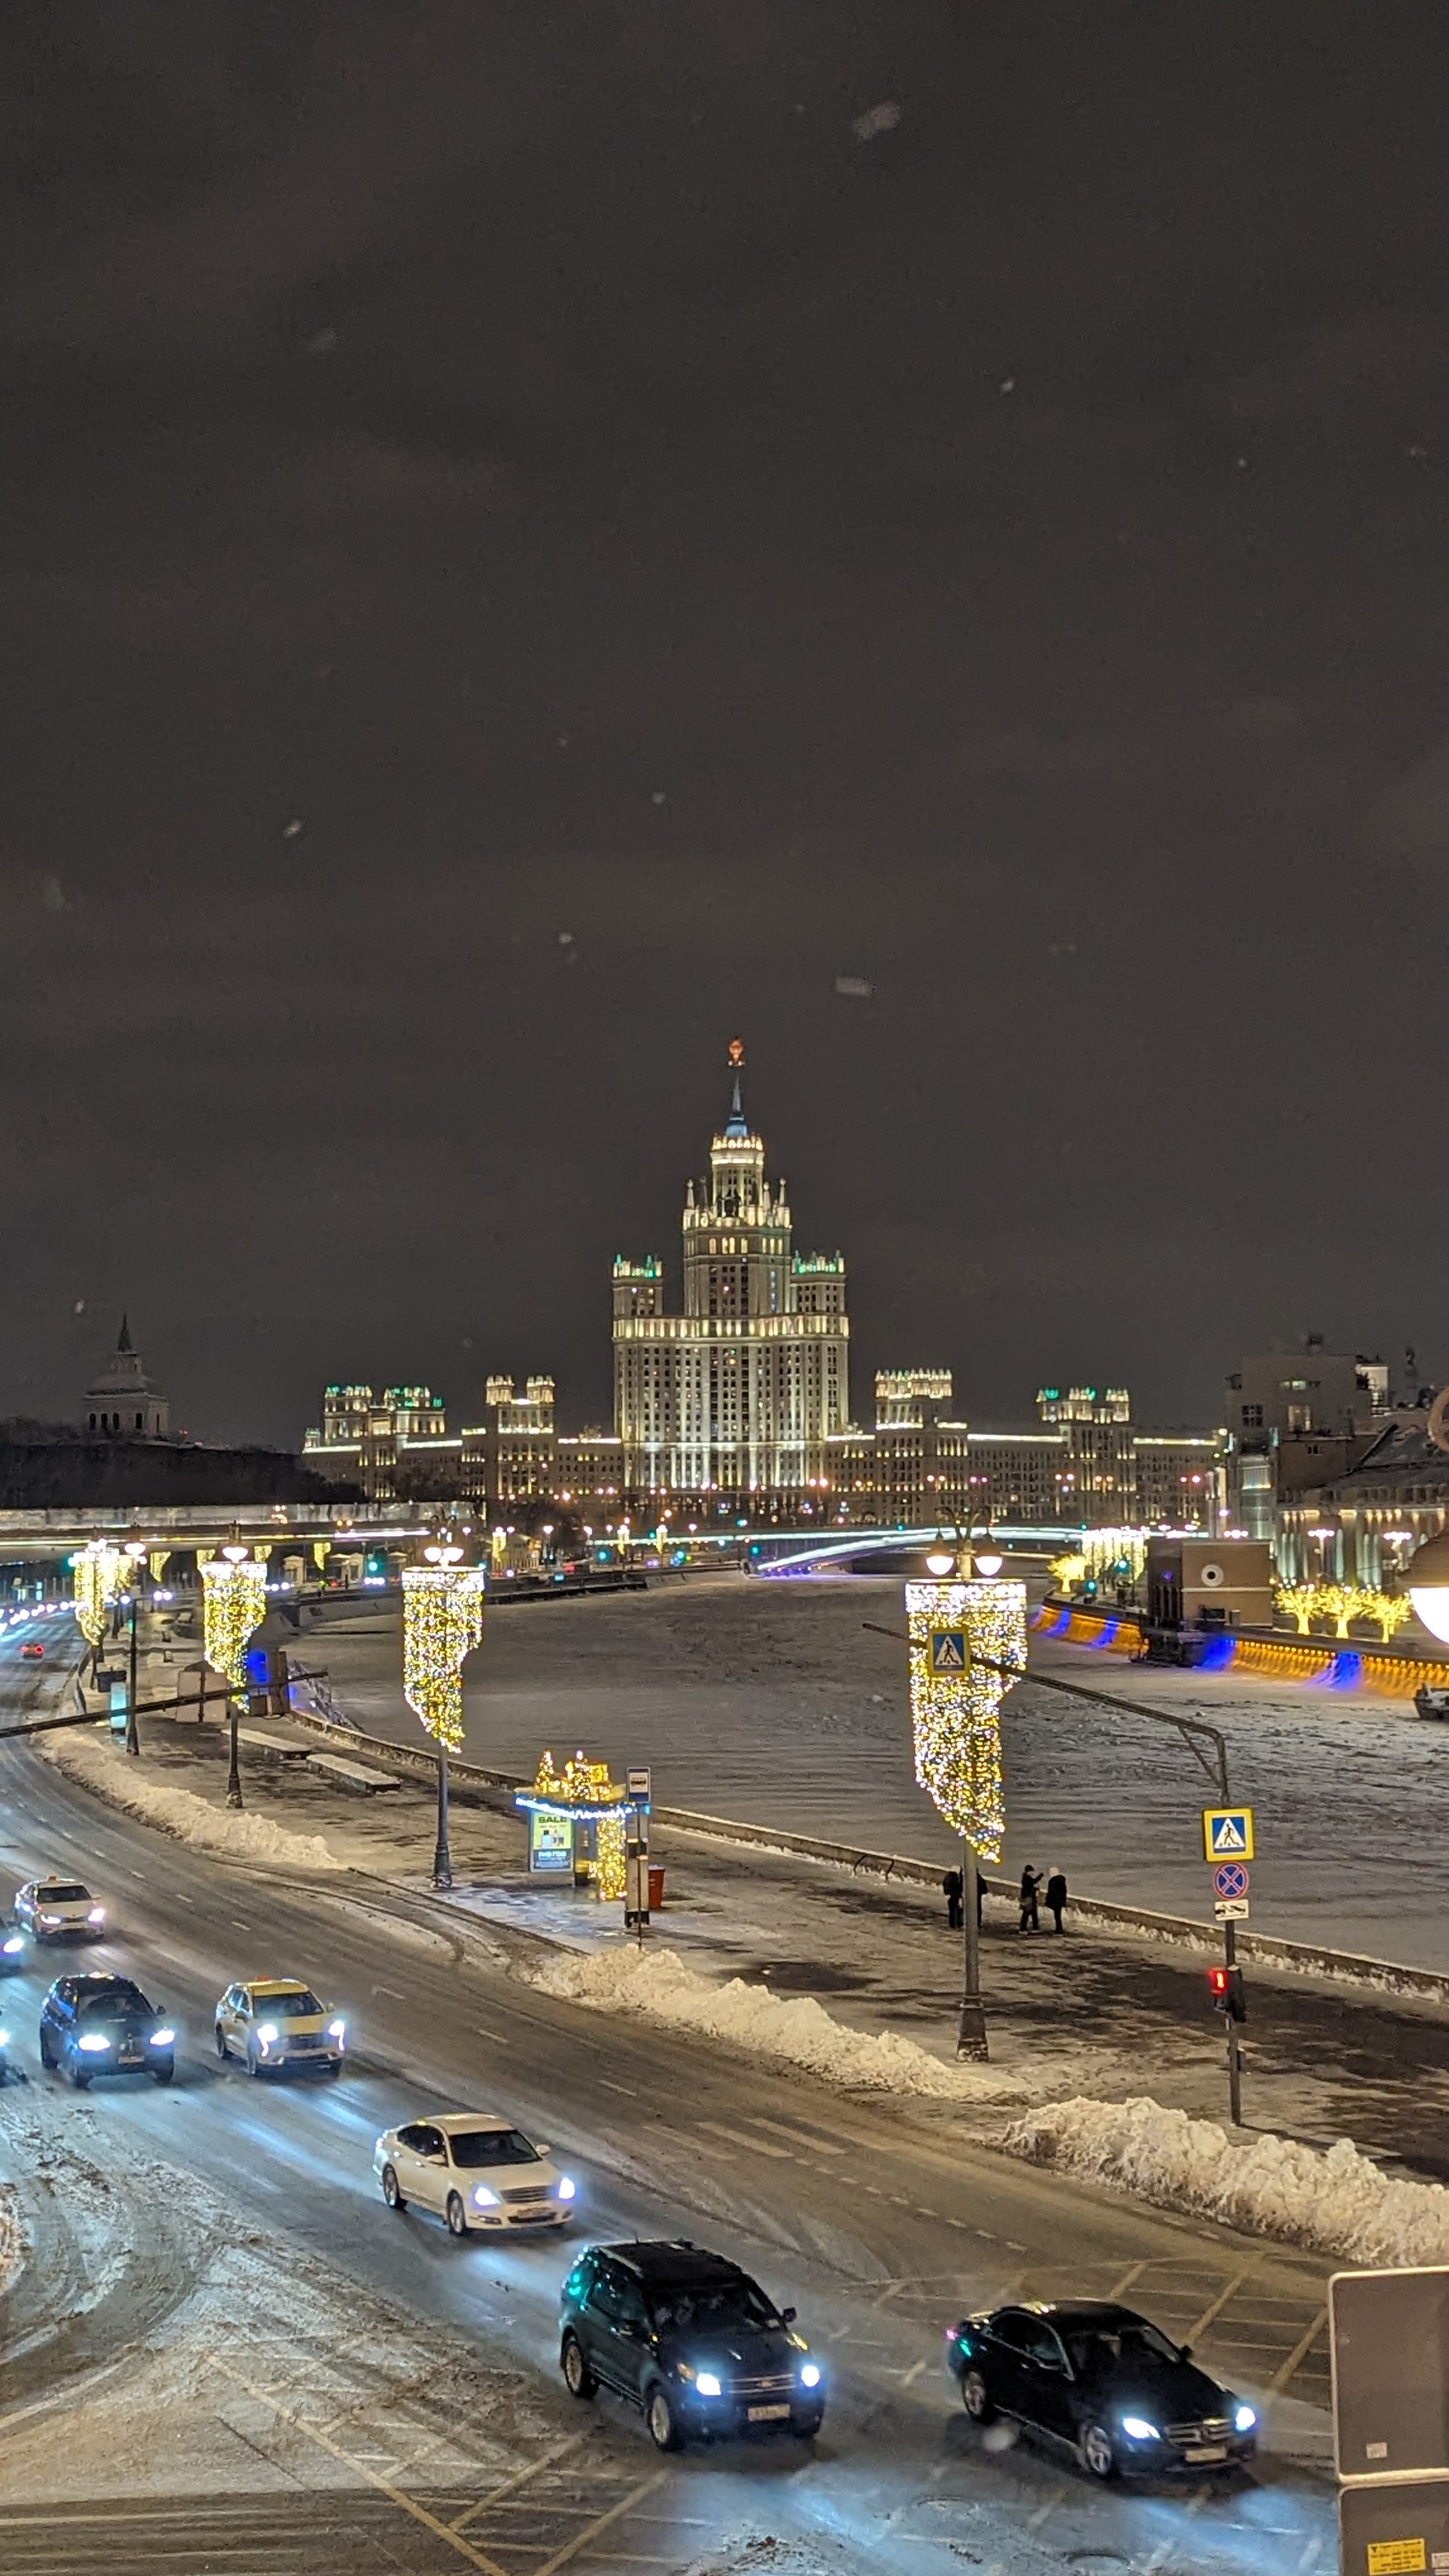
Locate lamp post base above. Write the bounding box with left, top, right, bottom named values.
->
left=956, top=2001, right=989, bottom=2060
left=432, top=1749, right=453, bottom=1891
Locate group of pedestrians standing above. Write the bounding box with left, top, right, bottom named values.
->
left=940, top=1862, right=1069, bottom=1934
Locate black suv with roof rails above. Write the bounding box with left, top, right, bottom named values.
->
left=39, top=1974, right=176, bottom=2088
left=559, top=2239, right=824, bottom=2451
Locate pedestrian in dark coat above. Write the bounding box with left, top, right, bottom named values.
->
left=1045, top=1866, right=1068, bottom=1934
left=1018, top=1864, right=1042, bottom=1932
left=941, top=1867, right=964, bottom=1931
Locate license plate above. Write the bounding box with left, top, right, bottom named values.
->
left=747, top=2403, right=792, bottom=2422
left=119, top=2050, right=143, bottom=2066
left=1185, top=2444, right=1227, bottom=2462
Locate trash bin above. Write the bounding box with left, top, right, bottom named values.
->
left=648, top=1865, right=666, bottom=1911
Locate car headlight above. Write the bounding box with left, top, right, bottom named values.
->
left=695, top=2372, right=722, bottom=2399
left=472, top=2185, right=499, bottom=2208
left=555, top=2175, right=577, bottom=2201
left=86, top=1908, right=105, bottom=1925
left=798, top=2362, right=822, bottom=2390
left=1235, top=2405, right=1257, bottom=2433
left=77, top=2033, right=112, bottom=2052
left=0, top=2029, right=10, bottom=2047
left=2, top=1936, right=23, bottom=1954
left=149, top=2028, right=175, bottom=2047
left=256, top=2024, right=278, bottom=2045
left=40, top=1914, right=62, bottom=1928
left=328, top=2018, right=346, bottom=2039
left=1119, top=2417, right=1158, bottom=2442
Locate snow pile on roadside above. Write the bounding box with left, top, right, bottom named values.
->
left=40, top=1729, right=346, bottom=1873
left=1002, top=2094, right=1449, bottom=2268
left=528, top=1943, right=1029, bottom=2101
left=0, top=2183, right=23, bottom=2296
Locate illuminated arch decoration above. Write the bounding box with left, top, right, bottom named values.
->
left=401, top=1556, right=485, bottom=1752
left=905, top=1576, right=1027, bottom=1862
left=201, top=1549, right=270, bottom=1691
left=72, top=1543, right=128, bottom=1651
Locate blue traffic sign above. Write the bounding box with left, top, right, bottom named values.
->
left=1201, top=1805, right=1255, bottom=1862
left=929, top=1630, right=968, bottom=1675
left=1213, top=1861, right=1250, bottom=1900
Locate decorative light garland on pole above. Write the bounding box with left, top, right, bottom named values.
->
left=72, top=1542, right=127, bottom=1655
left=201, top=1548, right=270, bottom=1691
left=402, top=1542, right=485, bottom=1891
left=905, top=1576, right=1026, bottom=1859
left=906, top=1560, right=1028, bottom=2062
left=401, top=1549, right=486, bottom=1753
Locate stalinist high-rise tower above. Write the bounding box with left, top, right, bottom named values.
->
left=612, top=1044, right=850, bottom=1503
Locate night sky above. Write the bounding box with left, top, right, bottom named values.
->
left=5, top=4, right=1448, bottom=1447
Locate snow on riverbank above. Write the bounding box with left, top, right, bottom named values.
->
left=40, top=1728, right=347, bottom=1872
left=0, top=2182, right=23, bottom=2297
left=1003, top=2094, right=1449, bottom=2269
left=532, top=1942, right=1038, bottom=2102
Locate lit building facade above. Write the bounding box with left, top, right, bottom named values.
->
left=303, top=1383, right=453, bottom=1500
left=612, top=1057, right=850, bottom=1506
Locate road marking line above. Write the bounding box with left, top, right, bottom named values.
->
left=449, top=2431, right=594, bottom=2534
left=374, top=1984, right=406, bottom=1999
left=901, top=2359, right=928, bottom=2385
left=211, top=2355, right=512, bottom=2576
left=531, top=2469, right=669, bottom=2576
left=1269, top=2304, right=1329, bottom=2396
left=232, top=1921, right=251, bottom=1933
left=473, top=2027, right=512, bottom=2045
left=746, top=2118, right=845, bottom=2153
left=1183, top=2267, right=1254, bottom=2344
left=696, top=2121, right=792, bottom=2157
left=599, top=2078, right=638, bottom=2096
left=172, top=1892, right=194, bottom=1905
left=1106, top=2259, right=1147, bottom=2302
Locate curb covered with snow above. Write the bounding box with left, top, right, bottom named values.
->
left=1002, top=2093, right=1449, bottom=2270
left=39, top=1729, right=348, bottom=1873
left=528, top=1942, right=1032, bottom=2101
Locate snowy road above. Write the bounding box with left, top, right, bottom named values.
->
left=309, top=1571, right=1449, bottom=1970
left=0, top=1616, right=1335, bottom=2575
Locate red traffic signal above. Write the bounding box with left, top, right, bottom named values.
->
left=1207, top=1964, right=1247, bottom=2022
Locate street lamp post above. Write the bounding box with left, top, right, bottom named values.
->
left=906, top=1543, right=1027, bottom=2061
left=201, top=1543, right=269, bottom=1811
left=401, top=1542, right=486, bottom=1894
left=123, top=1540, right=146, bottom=1757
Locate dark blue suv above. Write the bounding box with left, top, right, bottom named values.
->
left=40, top=1974, right=176, bottom=2088
left=559, top=2240, right=825, bottom=2451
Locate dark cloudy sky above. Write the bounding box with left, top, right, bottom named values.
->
left=5, top=2, right=1448, bottom=1445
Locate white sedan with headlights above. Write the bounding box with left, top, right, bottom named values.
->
left=214, top=1978, right=347, bottom=2075
left=375, top=2113, right=578, bottom=2237
left=14, top=1878, right=108, bottom=1942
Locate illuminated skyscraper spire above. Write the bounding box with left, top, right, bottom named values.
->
left=724, top=1036, right=748, bottom=1140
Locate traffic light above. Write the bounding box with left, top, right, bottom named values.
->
left=1207, top=1964, right=1247, bottom=2022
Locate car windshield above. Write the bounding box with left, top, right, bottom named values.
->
left=651, top=2280, right=780, bottom=2333
left=39, top=1885, right=89, bottom=1904
left=257, top=1990, right=323, bottom=2017
left=447, top=2129, right=539, bottom=2168
left=82, top=1987, right=148, bottom=2018
left=1066, top=2320, right=1183, bottom=2374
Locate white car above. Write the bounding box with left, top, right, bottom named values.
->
left=374, top=2113, right=578, bottom=2237
left=14, top=1879, right=107, bottom=1941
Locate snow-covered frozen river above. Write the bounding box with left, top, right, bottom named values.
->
left=311, top=1571, right=1446, bottom=1971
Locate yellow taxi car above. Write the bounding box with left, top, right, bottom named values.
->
left=214, top=1977, right=346, bottom=2077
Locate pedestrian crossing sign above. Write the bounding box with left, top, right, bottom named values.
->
left=929, top=1629, right=968, bottom=1675
left=1201, top=1805, right=1254, bottom=1863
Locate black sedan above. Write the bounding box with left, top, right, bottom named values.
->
left=39, top=1974, right=176, bottom=2088
left=946, top=2301, right=1258, bottom=2479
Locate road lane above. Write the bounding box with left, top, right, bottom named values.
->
left=0, top=1627, right=1335, bottom=2572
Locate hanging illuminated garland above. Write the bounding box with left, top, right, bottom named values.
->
left=72, top=1543, right=128, bottom=1651
left=201, top=1550, right=270, bottom=1691
left=905, top=1576, right=1028, bottom=1861
left=401, top=1559, right=485, bottom=1750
